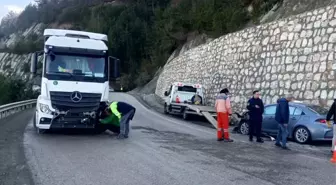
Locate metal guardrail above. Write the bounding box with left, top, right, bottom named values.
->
left=0, top=99, right=37, bottom=119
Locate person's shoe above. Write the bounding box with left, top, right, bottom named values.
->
left=124, top=135, right=129, bottom=139
left=117, top=134, right=125, bottom=139
left=282, top=146, right=290, bottom=150
left=249, top=138, right=253, bottom=142
left=275, top=143, right=282, bottom=147
left=256, top=138, right=264, bottom=143
left=217, top=138, right=224, bottom=141
left=224, top=139, right=234, bottom=142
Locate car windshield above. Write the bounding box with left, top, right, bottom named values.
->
left=46, top=53, right=105, bottom=78
left=307, top=105, right=329, bottom=115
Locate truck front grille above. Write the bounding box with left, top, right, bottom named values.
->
left=50, top=91, right=102, bottom=112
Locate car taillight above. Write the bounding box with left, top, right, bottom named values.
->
left=315, top=119, right=327, bottom=124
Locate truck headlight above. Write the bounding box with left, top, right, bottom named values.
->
left=39, top=103, right=52, bottom=114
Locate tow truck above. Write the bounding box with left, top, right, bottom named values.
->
left=30, top=29, right=120, bottom=134
left=163, top=82, right=218, bottom=128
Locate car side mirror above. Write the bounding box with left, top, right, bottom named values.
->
left=164, top=91, right=169, bottom=96
left=108, top=56, right=121, bottom=80
left=30, top=52, right=38, bottom=74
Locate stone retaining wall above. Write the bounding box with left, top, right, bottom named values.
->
left=156, top=4, right=336, bottom=111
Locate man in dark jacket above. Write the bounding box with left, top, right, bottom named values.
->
left=109, top=101, right=136, bottom=139
left=275, top=94, right=294, bottom=150
left=247, top=90, right=264, bottom=143
left=326, top=99, right=336, bottom=153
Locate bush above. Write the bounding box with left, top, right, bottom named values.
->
left=22, top=62, right=30, bottom=73
left=0, top=74, right=38, bottom=105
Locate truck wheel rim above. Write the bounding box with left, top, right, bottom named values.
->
left=296, top=128, right=308, bottom=143
left=240, top=122, right=249, bottom=135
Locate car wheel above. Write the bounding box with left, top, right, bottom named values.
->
left=239, top=121, right=249, bottom=135
left=294, top=126, right=311, bottom=144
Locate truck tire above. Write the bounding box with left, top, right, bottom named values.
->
left=164, top=104, right=169, bottom=114
left=92, top=124, right=107, bottom=134
left=183, top=109, right=189, bottom=120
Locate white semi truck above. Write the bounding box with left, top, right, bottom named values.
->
left=30, top=29, right=120, bottom=133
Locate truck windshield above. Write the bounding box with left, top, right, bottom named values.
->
left=177, top=86, right=197, bottom=93
left=45, top=53, right=107, bottom=82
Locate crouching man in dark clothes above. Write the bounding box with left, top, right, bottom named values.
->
left=108, top=101, right=136, bottom=139
left=247, top=90, right=264, bottom=143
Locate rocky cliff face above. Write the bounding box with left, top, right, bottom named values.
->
left=0, top=23, right=43, bottom=82
left=156, top=4, right=336, bottom=111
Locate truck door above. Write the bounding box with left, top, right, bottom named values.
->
left=164, top=85, right=173, bottom=104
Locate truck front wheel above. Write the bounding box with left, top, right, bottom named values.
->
left=183, top=109, right=189, bottom=120
left=164, top=104, right=169, bottom=114
left=92, top=124, right=107, bottom=134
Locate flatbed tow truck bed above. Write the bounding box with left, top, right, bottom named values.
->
left=169, top=103, right=218, bottom=129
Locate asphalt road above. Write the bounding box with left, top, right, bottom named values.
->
left=1, top=92, right=335, bottom=185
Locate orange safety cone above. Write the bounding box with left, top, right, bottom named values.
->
left=331, top=145, right=336, bottom=163
left=176, top=95, right=180, bottom=103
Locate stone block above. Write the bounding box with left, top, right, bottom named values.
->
left=280, top=32, right=288, bottom=41
left=299, top=56, right=307, bottom=62
left=297, top=73, right=305, bottom=81
left=314, top=20, right=321, bottom=28
left=314, top=36, right=322, bottom=44
left=321, top=90, right=328, bottom=99
left=314, top=73, right=321, bottom=81
left=328, top=90, right=335, bottom=99
left=304, top=91, right=314, bottom=99
left=294, top=24, right=302, bottom=32
left=329, top=33, right=336, bottom=42
left=315, top=90, right=321, bottom=98
left=262, top=37, right=270, bottom=45
left=319, top=62, right=327, bottom=72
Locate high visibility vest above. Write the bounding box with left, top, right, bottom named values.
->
left=109, top=102, right=121, bottom=120
left=58, top=66, right=68, bottom=72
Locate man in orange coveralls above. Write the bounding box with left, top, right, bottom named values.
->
left=215, top=88, right=234, bottom=142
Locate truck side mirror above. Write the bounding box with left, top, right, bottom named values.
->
left=164, top=91, right=169, bottom=96
left=109, top=56, right=121, bottom=79
left=30, top=52, right=38, bottom=74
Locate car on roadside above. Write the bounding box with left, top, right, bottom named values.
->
left=236, top=102, right=334, bottom=144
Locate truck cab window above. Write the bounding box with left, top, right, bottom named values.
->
left=177, top=86, right=197, bottom=93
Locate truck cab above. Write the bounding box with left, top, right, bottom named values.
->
left=164, top=82, right=205, bottom=105
left=31, top=29, right=120, bottom=133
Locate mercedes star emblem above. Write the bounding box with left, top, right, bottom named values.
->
left=71, top=91, right=82, bottom=103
